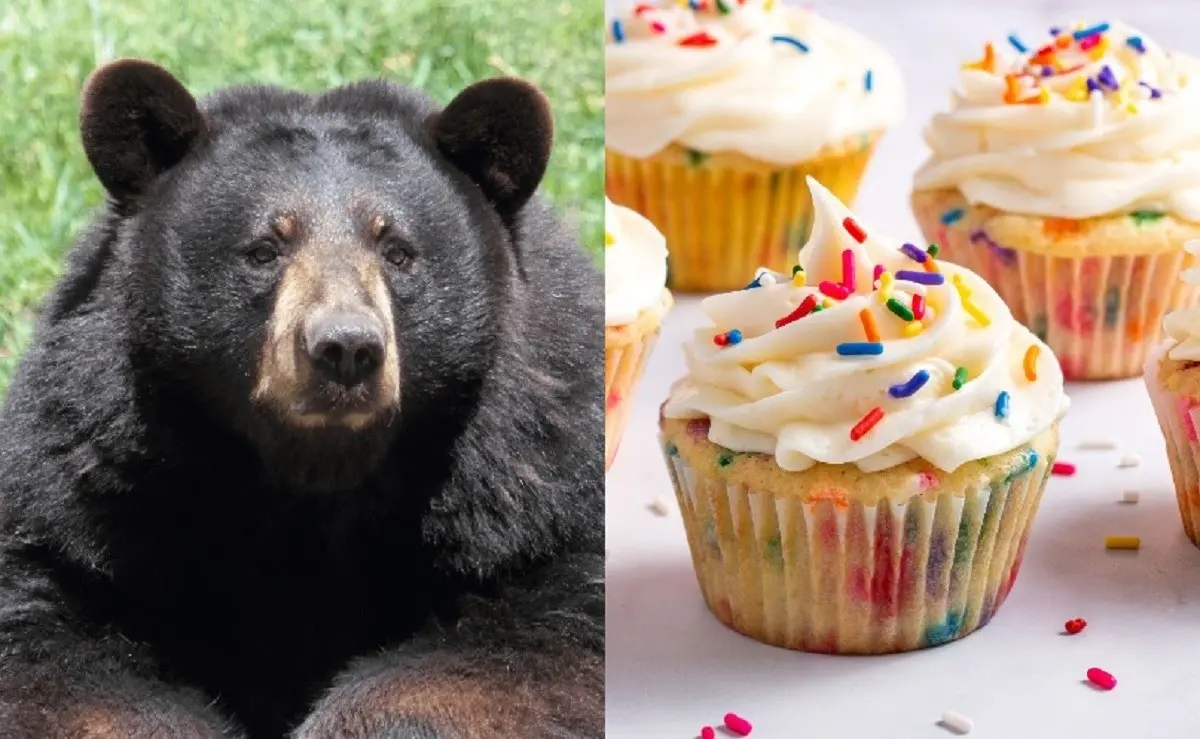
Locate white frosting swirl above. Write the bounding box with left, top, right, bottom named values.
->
left=605, top=1, right=904, bottom=164
left=605, top=199, right=668, bottom=326
left=1163, top=240, right=1200, bottom=359
left=914, top=22, right=1200, bottom=221
left=663, top=178, right=1070, bottom=473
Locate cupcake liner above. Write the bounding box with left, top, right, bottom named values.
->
left=605, top=293, right=672, bottom=470
left=606, top=134, right=880, bottom=293
left=660, top=438, right=1054, bottom=654
left=1144, top=342, right=1200, bottom=547
left=913, top=197, right=1200, bottom=380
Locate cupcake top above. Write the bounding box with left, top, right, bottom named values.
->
left=605, top=1, right=904, bottom=165
left=663, top=178, right=1070, bottom=473
left=1162, top=240, right=1200, bottom=359
left=914, top=22, right=1200, bottom=221
left=605, top=198, right=669, bottom=326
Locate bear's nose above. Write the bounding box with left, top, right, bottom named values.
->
left=305, top=314, right=385, bottom=387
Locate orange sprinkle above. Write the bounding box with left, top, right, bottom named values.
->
left=1024, top=345, right=1040, bottom=381
left=1043, top=218, right=1082, bottom=238
left=1055, top=34, right=1072, bottom=49
left=1003, top=73, right=1023, bottom=103
left=965, top=42, right=996, bottom=73
left=859, top=308, right=881, bottom=343
left=924, top=257, right=940, bottom=274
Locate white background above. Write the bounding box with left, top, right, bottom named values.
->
left=604, top=2, right=1200, bottom=737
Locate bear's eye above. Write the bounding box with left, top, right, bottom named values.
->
left=382, top=240, right=414, bottom=270
left=247, top=241, right=280, bottom=266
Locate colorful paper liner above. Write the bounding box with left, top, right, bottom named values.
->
left=606, top=136, right=879, bottom=294
left=1144, top=341, right=1200, bottom=548
left=660, top=442, right=1054, bottom=654
left=912, top=202, right=1199, bottom=381
left=605, top=323, right=664, bottom=471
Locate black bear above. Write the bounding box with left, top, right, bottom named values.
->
left=0, top=59, right=603, bottom=738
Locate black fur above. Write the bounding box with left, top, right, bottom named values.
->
left=0, top=60, right=603, bottom=738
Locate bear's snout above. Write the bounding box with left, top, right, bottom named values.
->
left=305, top=312, right=385, bottom=388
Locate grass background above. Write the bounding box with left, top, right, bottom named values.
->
left=0, top=0, right=603, bottom=395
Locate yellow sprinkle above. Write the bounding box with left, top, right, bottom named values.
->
left=1126, top=102, right=1139, bottom=115
left=792, top=271, right=806, bottom=287
left=1105, top=535, right=1141, bottom=551
left=952, top=273, right=972, bottom=298
left=1065, top=77, right=1089, bottom=102
left=1037, top=87, right=1051, bottom=104
left=1088, top=36, right=1110, bottom=60
left=605, top=231, right=615, bottom=247
left=822, top=297, right=834, bottom=309
left=903, top=321, right=925, bottom=337
left=764, top=0, right=776, bottom=9
left=877, top=272, right=894, bottom=303
left=962, top=299, right=992, bottom=328
left=926, top=293, right=942, bottom=316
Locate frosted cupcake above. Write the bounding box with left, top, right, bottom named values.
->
left=606, top=0, right=903, bottom=293
left=1145, top=240, right=1200, bottom=547
left=607, top=198, right=673, bottom=470
left=659, top=178, right=1069, bottom=654
left=912, top=22, right=1200, bottom=380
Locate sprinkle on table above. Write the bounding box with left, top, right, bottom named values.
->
left=775, top=295, right=818, bottom=328
left=886, top=297, right=915, bottom=322
left=1118, top=454, right=1142, bottom=468
left=901, top=243, right=928, bottom=263
left=1078, top=437, right=1117, bottom=450
left=994, top=391, right=1011, bottom=420
left=859, top=308, right=880, bottom=343
left=843, top=217, right=867, bottom=243
left=700, top=727, right=716, bottom=739
left=940, top=207, right=965, bottom=225
left=1052, top=461, right=1076, bottom=476
left=1105, top=536, right=1140, bottom=551
left=850, top=406, right=885, bottom=441
left=837, top=342, right=884, bottom=356
left=1087, top=667, right=1117, bottom=691
left=952, top=367, right=968, bottom=390
left=771, top=35, right=810, bottom=53
left=940, top=710, right=974, bottom=735
left=647, top=498, right=670, bottom=517
left=1122, top=490, right=1141, bottom=504
left=1023, top=345, right=1040, bottom=381
left=1065, top=618, right=1087, bottom=635
left=888, top=369, right=930, bottom=399
left=723, top=713, right=753, bottom=737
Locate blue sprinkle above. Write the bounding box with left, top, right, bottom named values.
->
left=995, top=391, right=1011, bottom=420
left=743, top=274, right=764, bottom=290
left=836, top=342, right=884, bottom=356
left=864, top=69, right=873, bottom=92
left=1007, top=34, right=1027, bottom=53
left=726, top=329, right=743, bottom=345
left=1073, top=22, right=1109, bottom=41
left=689, top=0, right=702, bottom=8
left=940, top=207, right=965, bottom=225
left=611, top=18, right=624, bottom=43
left=1127, top=36, right=1145, bottom=54
left=894, top=270, right=946, bottom=286
left=900, top=243, right=928, bottom=263
left=888, top=370, right=930, bottom=399
left=770, top=35, right=810, bottom=54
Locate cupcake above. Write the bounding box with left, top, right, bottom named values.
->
left=606, top=0, right=903, bottom=293
left=659, top=177, right=1070, bottom=654
left=607, top=198, right=673, bottom=470
left=1145, top=240, right=1200, bottom=547
left=912, top=22, right=1200, bottom=380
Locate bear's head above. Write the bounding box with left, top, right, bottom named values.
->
left=79, top=59, right=554, bottom=491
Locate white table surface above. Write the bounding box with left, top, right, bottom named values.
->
left=604, top=2, right=1200, bottom=737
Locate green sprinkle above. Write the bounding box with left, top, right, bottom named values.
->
left=927, top=243, right=941, bottom=258
left=665, top=441, right=679, bottom=456
left=762, top=536, right=784, bottom=568
left=1130, top=210, right=1165, bottom=225
left=715, top=0, right=732, bottom=14
left=792, top=264, right=804, bottom=276
left=686, top=148, right=709, bottom=168
left=716, top=451, right=734, bottom=467
left=952, top=366, right=969, bottom=390
left=886, top=297, right=915, bottom=321
left=811, top=304, right=825, bottom=313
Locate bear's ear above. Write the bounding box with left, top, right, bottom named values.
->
left=80, top=59, right=207, bottom=202
left=430, top=77, right=553, bottom=216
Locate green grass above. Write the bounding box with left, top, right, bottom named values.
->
left=0, top=0, right=603, bottom=395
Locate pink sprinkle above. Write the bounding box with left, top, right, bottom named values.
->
left=1080, top=34, right=1101, bottom=51
left=1052, top=461, right=1076, bottom=476
left=700, top=728, right=716, bottom=739
left=842, top=249, right=856, bottom=291
left=873, top=263, right=885, bottom=281
left=724, top=713, right=753, bottom=736
left=1087, top=667, right=1117, bottom=690
left=650, top=20, right=666, bottom=33
left=819, top=280, right=851, bottom=300
left=912, top=293, right=926, bottom=320
left=843, top=217, right=867, bottom=243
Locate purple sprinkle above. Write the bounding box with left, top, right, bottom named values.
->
left=1097, top=65, right=1119, bottom=90
left=1049, top=26, right=1061, bottom=36
left=894, top=270, right=946, bottom=286
left=1139, top=81, right=1162, bottom=99
left=900, top=243, right=928, bottom=263
left=1040, top=66, right=1055, bottom=77
left=970, top=229, right=1018, bottom=266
